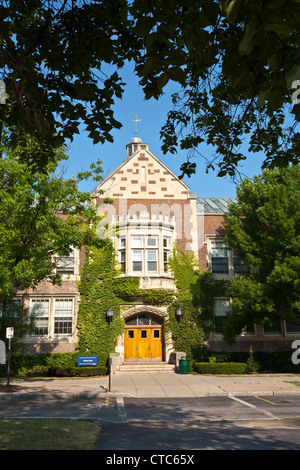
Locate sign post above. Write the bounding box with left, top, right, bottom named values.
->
left=6, top=327, right=14, bottom=387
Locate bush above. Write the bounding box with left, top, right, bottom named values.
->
left=0, top=352, right=108, bottom=378
left=194, top=362, right=247, bottom=375
left=192, top=349, right=300, bottom=374
left=48, top=366, right=107, bottom=377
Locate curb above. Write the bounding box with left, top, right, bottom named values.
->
left=1, top=390, right=300, bottom=398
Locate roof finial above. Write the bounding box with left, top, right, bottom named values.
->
left=133, top=113, right=142, bottom=137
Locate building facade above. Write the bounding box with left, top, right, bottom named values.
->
left=14, top=137, right=300, bottom=359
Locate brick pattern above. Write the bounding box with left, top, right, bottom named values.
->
left=100, top=146, right=191, bottom=200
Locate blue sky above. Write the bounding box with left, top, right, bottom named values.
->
left=65, top=63, right=266, bottom=198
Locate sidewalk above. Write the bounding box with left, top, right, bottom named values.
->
left=1, top=372, right=300, bottom=398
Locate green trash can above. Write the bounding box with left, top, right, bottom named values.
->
left=179, top=356, right=190, bottom=374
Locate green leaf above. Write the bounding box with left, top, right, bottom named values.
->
left=286, top=64, right=300, bottom=88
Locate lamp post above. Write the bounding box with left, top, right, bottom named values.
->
left=107, top=307, right=114, bottom=392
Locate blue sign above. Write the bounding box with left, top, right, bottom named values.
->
left=77, top=355, right=98, bottom=367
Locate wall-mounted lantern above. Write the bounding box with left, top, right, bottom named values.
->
left=107, top=306, right=114, bottom=323
left=176, top=306, right=183, bottom=322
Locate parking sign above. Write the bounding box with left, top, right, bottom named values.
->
left=6, top=327, right=14, bottom=338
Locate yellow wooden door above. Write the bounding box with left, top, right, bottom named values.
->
left=150, top=328, right=162, bottom=359
left=138, top=329, right=151, bottom=359
left=124, top=329, right=138, bottom=359
left=125, top=326, right=163, bottom=360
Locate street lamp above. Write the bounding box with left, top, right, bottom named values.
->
left=106, top=306, right=114, bottom=323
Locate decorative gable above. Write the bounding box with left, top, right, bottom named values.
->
left=96, top=139, right=192, bottom=200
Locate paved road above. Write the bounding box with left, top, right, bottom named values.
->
left=97, top=395, right=300, bottom=450
left=1, top=395, right=300, bottom=450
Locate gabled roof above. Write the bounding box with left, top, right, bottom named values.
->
left=94, top=139, right=191, bottom=194
left=196, top=198, right=237, bottom=213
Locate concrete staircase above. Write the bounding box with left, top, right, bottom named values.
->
left=115, top=361, right=175, bottom=374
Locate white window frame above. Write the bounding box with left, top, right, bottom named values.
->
left=29, top=297, right=74, bottom=337
left=117, top=227, right=173, bottom=277
left=210, top=240, right=229, bottom=275
left=147, top=249, right=158, bottom=272
left=55, top=247, right=76, bottom=276
left=54, top=298, right=74, bottom=335
left=30, top=298, right=50, bottom=336
left=132, top=249, right=143, bottom=272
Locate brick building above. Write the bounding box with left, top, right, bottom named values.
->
left=15, top=137, right=299, bottom=360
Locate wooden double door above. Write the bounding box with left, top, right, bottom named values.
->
left=124, top=314, right=163, bottom=361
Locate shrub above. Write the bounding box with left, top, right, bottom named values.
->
left=48, top=366, right=107, bottom=377
left=194, top=362, right=247, bottom=375
left=0, top=352, right=109, bottom=377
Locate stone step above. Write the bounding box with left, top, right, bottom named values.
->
left=115, top=362, right=175, bottom=374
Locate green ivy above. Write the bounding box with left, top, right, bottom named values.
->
left=76, top=240, right=125, bottom=366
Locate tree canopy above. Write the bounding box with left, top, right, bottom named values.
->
left=223, top=164, right=300, bottom=343
left=132, top=0, right=300, bottom=178
left=1, top=0, right=300, bottom=176
left=0, top=0, right=137, bottom=168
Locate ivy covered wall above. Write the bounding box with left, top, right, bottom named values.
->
left=76, top=241, right=125, bottom=366
left=76, top=242, right=221, bottom=366
left=76, top=240, right=174, bottom=366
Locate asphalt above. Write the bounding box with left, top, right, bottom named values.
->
left=1, top=372, right=300, bottom=398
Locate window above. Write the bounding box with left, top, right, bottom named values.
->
left=214, top=298, right=231, bottom=334
left=264, top=320, right=282, bottom=334
left=147, top=236, right=158, bottom=247
left=286, top=316, right=300, bottom=333
left=54, top=298, right=73, bottom=335
left=30, top=298, right=74, bottom=337
left=132, top=250, right=143, bottom=272
left=132, top=236, right=143, bottom=248
left=31, top=299, right=50, bottom=336
left=56, top=248, right=75, bottom=275
left=120, top=250, right=126, bottom=273
left=147, top=250, right=157, bottom=272
left=118, top=230, right=172, bottom=276
left=233, top=254, right=250, bottom=274
left=120, top=238, right=126, bottom=273
left=211, top=241, right=229, bottom=274
left=163, top=237, right=170, bottom=272
left=131, top=235, right=158, bottom=274
left=210, top=240, right=250, bottom=275
left=1, top=299, right=22, bottom=318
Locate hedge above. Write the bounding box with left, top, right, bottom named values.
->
left=194, top=349, right=300, bottom=373
left=48, top=366, right=107, bottom=377
left=194, top=362, right=248, bottom=375
left=0, top=352, right=108, bottom=377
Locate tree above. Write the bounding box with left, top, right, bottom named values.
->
left=0, top=0, right=138, bottom=168
left=223, top=164, right=300, bottom=343
left=131, top=0, right=300, bottom=178
left=0, top=132, right=104, bottom=300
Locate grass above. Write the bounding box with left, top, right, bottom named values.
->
left=0, top=418, right=100, bottom=450
left=285, top=381, right=300, bottom=387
